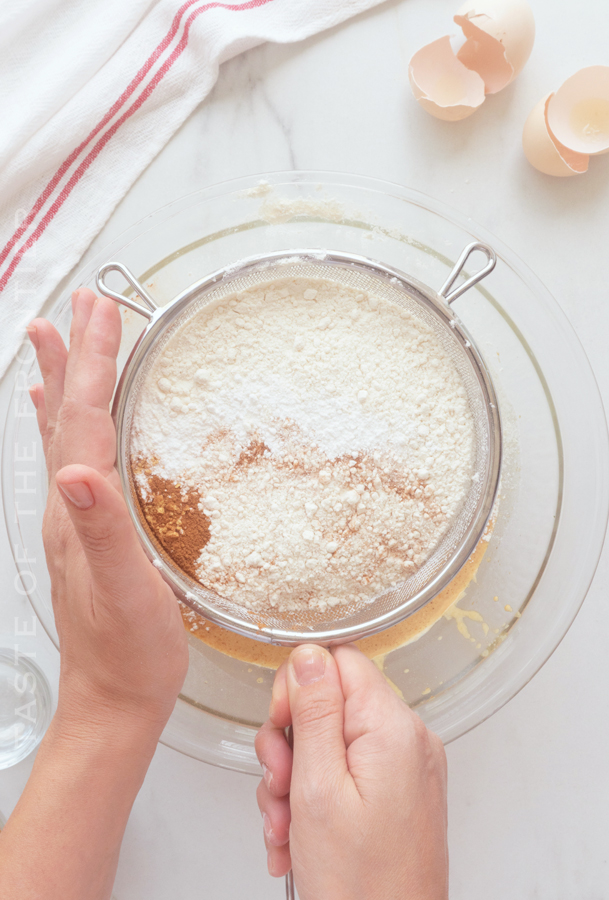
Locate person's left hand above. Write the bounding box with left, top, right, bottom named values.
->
left=28, top=289, right=188, bottom=735
left=0, top=291, right=189, bottom=900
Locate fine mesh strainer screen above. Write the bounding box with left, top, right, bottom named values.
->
left=114, top=252, right=500, bottom=645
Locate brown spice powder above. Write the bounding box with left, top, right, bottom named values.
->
left=235, top=439, right=270, bottom=467
left=135, top=470, right=211, bottom=580
left=134, top=428, right=444, bottom=601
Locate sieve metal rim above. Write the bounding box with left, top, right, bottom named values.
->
left=100, top=245, right=501, bottom=646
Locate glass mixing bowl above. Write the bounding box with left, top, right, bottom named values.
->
left=3, top=172, right=607, bottom=774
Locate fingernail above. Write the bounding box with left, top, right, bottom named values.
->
left=291, top=647, right=326, bottom=686
left=28, top=386, right=39, bottom=410
left=58, top=481, right=94, bottom=510
left=26, top=324, right=38, bottom=350
left=262, top=813, right=273, bottom=841
left=262, top=762, right=273, bottom=788
left=72, top=288, right=90, bottom=314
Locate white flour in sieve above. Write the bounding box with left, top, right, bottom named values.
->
left=131, top=276, right=476, bottom=614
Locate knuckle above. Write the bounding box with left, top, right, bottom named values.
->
left=77, top=522, right=116, bottom=556
left=254, top=724, right=271, bottom=760
left=41, top=517, right=52, bottom=547
left=350, top=699, right=385, bottom=738
left=389, top=709, right=436, bottom=764
left=408, top=709, right=430, bottom=746
left=58, top=394, right=80, bottom=428
left=254, top=730, right=265, bottom=759
left=42, top=506, right=70, bottom=550
left=255, top=780, right=267, bottom=810
left=294, top=694, right=340, bottom=732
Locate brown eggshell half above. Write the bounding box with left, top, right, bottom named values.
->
left=454, top=0, right=535, bottom=93
left=522, top=94, right=589, bottom=177
left=409, top=35, right=486, bottom=121
left=546, top=66, right=609, bottom=156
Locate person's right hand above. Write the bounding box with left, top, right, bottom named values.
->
left=255, top=643, right=448, bottom=900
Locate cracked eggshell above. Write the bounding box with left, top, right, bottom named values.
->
left=454, top=0, right=535, bottom=93
left=546, top=66, right=609, bottom=156
left=408, top=35, right=485, bottom=121
left=522, top=94, right=588, bottom=177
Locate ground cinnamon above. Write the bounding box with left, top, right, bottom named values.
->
left=135, top=471, right=211, bottom=580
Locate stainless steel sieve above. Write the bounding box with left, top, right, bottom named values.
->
left=97, top=242, right=501, bottom=648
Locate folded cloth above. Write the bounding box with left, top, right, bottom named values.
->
left=0, top=0, right=387, bottom=378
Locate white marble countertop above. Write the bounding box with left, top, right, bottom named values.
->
left=2, top=1, right=609, bottom=896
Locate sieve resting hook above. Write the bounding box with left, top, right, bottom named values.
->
left=439, top=242, right=496, bottom=305
left=96, top=262, right=159, bottom=319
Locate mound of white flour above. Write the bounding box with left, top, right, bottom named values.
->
left=131, top=276, right=475, bottom=614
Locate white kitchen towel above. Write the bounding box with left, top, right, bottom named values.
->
left=0, top=0, right=387, bottom=378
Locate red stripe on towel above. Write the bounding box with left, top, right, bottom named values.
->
left=0, top=0, right=273, bottom=292
left=0, top=0, right=204, bottom=270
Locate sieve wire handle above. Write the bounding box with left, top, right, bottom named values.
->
left=285, top=725, right=295, bottom=899
left=285, top=870, right=295, bottom=899
left=96, top=262, right=159, bottom=320
left=438, top=242, right=496, bottom=305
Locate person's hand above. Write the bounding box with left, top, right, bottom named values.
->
left=255, top=643, right=448, bottom=900
left=0, top=291, right=189, bottom=900
left=28, top=290, right=188, bottom=735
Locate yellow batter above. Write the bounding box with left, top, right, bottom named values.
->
left=180, top=531, right=490, bottom=669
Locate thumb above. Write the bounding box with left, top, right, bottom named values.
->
left=287, top=645, right=348, bottom=789
left=56, top=464, right=154, bottom=596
